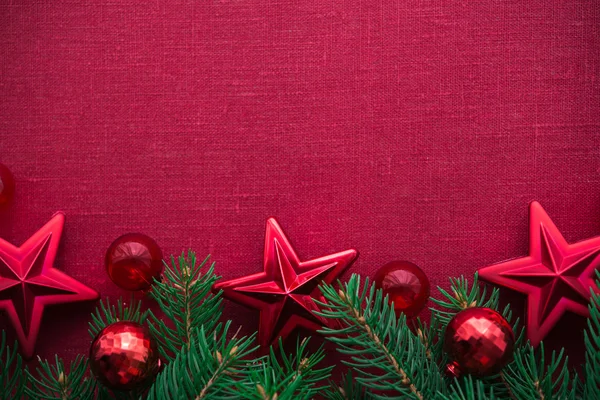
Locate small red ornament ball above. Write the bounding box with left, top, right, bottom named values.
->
left=373, top=261, right=430, bottom=318
left=90, top=321, right=160, bottom=391
left=0, top=163, right=15, bottom=208
left=444, top=307, right=515, bottom=377
left=105, top=233, right=163, bottom=291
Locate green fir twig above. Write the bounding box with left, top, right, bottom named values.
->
left=502, top=343, right=578, bottom=400
left=439, top=376, right=497, bottom=400
left=146, top=322, right=257, bottom=400
left=88, top=297, right=147, bottom=339
left=583, top=271, right=600, bottom=399
left=231, top=338, right=332, bottom=400
left=26, top=355, right=95, bottom=400
left=322, top=372, right=370, bottom=400
left=148, top=251, right=222, bottom=362
left=0, top=331, right=26, bottom=400
left=430, top=273, right=499, bottom=326
left=316, top=274, right=444, bottom=399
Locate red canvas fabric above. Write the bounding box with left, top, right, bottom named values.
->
left=0, top=0, right=599, bottom=369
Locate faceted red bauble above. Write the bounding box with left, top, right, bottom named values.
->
left=90, top=321, right=160, bottom=391
left=373, top=261, right=430, bottom=318
left=105, top=233, right=163, bottom=291
left=0, top=163, right=15, bottom=208
left=444, top=307, right=515, bottom=377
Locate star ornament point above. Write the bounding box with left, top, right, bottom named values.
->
left=0, top=212, right=99, bottom=357
left=213, top=218, right=358, bottom=346
left=478, top=201, right=600, bottom=347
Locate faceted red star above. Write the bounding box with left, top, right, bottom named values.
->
left=213, top=218, right=358, bottom=346
left=478, top=201, right=600, bottom=347
left=0, top=212, right=99, bottom=357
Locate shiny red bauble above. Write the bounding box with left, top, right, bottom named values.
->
left=0, top=163, right=15, bottom=208
left=90, top=321, right=160, bottom=391
left=444, top=307, right=515, bottom=377
left=105, top=233, right=163, bottom=291
left=373, top=261, right=430, bottom=318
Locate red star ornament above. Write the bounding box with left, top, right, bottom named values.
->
left=478, top=201, right=600, bottom=347
left=0, top=212, right=99, bottom=357
left=213, top=218, right=358, bottom=346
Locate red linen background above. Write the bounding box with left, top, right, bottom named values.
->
left=0, top=0, right=599, bottom=369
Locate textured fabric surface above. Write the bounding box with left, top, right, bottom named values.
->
left=0, top=0, right=599, bottom=367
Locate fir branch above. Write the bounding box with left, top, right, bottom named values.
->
left=584, top=271, right=600, bottom=399
left=88, top=297, right=147, bottom=339
left=146, top=321, right=257, bottom=400
left=0, top=331, right=26, bottom=400
left=148, top=251, right=223, bottom=362
left=25, top=355, right=94, bottom=400
left=230, top=338, right=332, bottom=400
left=438, top=376, right=497, bottom=400
left=430, top=273, right=525, bottom=348
left=502, top=343, right=578, bottom=400
left=414, top=315, right=444, bottom=363
left=431, top=274, right=524, bottom=345
left=430, top=273, right=500, bottom=328
left=316, top=274, right=444, bottom=399
left=322, top=372, right=370, bottom=400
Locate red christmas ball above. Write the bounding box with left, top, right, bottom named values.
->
left=105, top=233, right=163, bottom=291
left=444, top=307, right=515, bottom=377
left=0, top=163, right=15, bottom=208
left=90, top=321, right=160, bottom=391
left=373, top=261, right=430, bottom=318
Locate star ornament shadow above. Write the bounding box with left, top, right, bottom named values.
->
left=478, top=201, right=600, bottom=347
left=0, top=212, right=99, bottom=358
left=213, top=218, right=358, bottom=346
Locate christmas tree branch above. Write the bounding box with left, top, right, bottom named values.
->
left=502, top=343, right=578, bottom=400
left=316, top=274, right=444, bottom=399
left=584, top=271, right=600, bottom=398
left=322, top=372, right=370, bottom=400
left=88, top=297, right=147, bottom=339
left=26, top=355, right=95, bottom=400
left=148, top=251, right=222, bottom=362
left=0, top=331, right=26, bottom=400
left=430, top=274, right=500, bottom=327
left=230, top=338, right=332, bottom=400
left=431, top=274, right=523, bottom=345
left=146, top=322, right=258, bottom=400
left=439, top=376, right=497, bottom=400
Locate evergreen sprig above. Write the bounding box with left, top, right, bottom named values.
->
left=430, top=273, right=499, bottom=327
left=316, top=274, right=445, bottom=399
left=322, top=372, right=370, bottom=400
left=583, top=272, right=600, bottom=398
left=502, top=343, right=578, bottom=400
left=439, top=377, right=497, bottom=400
left=146, top=322, right=257, bottom=400
left=148, top=251, right=223, bottom=362
left=230, top=338, right=332, bottom=400
left=25, top=355, right=95, bottom=400
left=88, top=297, right=148, bottom=339
left=0, top=331, right=25, bottom=400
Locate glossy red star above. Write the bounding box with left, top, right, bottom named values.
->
left=213, top=218, right=358, bottom=346
left=0, top=212, right=99, bottom=357
left=478, top=201, right=600, bottom=347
